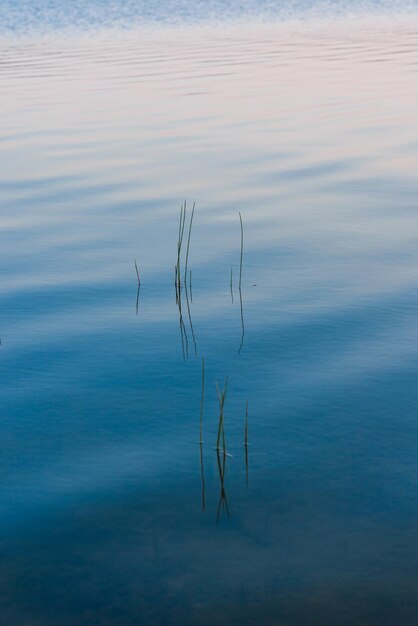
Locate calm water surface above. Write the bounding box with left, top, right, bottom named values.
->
left=1, top=13, right=418, bottom=626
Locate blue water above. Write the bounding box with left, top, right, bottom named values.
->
left=1, top=5, right=418, bottom=625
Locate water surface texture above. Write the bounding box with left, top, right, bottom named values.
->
left=1, top=9, right=418, bottom=626
left=1, top=0, right=418, bottom=32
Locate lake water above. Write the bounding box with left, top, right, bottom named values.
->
left=1, top=3, right=418, bottom=625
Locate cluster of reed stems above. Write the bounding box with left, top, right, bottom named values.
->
left=173, top=201, right=197, bottom=359
left=135, top=204, right=245, bottom=356
left=198, top=359, right=248, bottom=451
left=197, top=358, right=250, bottom=518
left=175, top=201, right=195, bottom=301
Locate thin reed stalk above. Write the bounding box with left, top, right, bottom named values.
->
left=134, top=258, right=140, bottom=285
left=136, top=285, right=140, bottom=315
left=238, top=211, right=244, bottom=291
left=176, top=201, right=187, bottom=294
left=215, top=378, right=228, bottom=451
left=184, top=278, right=197, bottom=356
left=176, top=287, right=188, bottom=360
left=184, top=201, right=195, bottom=280
left=216, top=448, right=230, bottom=522
left=238, top=285, right=245, bottom=354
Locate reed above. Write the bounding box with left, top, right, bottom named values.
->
left=238, top=282, right=245, bottom=354
left=215, top=378, right=228, bottom=451
left=184, top=201, right=195, bottom=281
left=216, top=448, right=230, bottom=522
left=134, top=259, right=141, bottom=315
left=230, top=267, right=234, bottom=303
left=135, top=284, right=140, bottom=315
left=174, top=201, right=199, bottom=358
left=176, top=201, right=187, bottom=295
left=176, top=285, right=188, bottom=360
left=134, top=258, right=140, bottom=285
left=184, top=277, right=197, bottom=357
